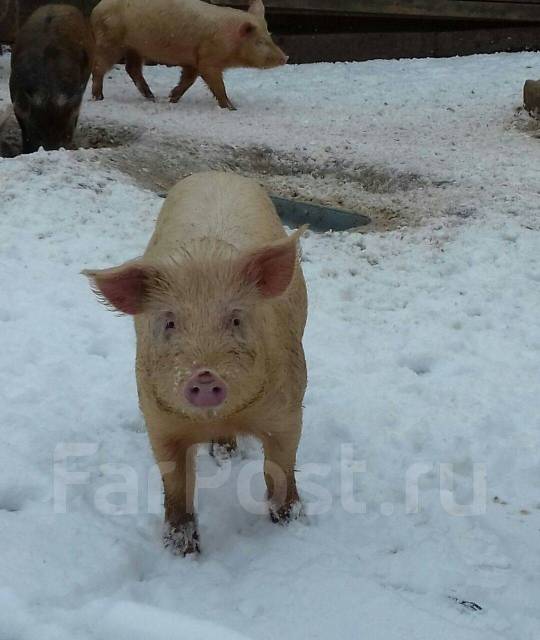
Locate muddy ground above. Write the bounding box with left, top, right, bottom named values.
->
left=2, top=108, right=538, bottom=233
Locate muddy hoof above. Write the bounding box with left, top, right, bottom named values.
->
left=269, top=500, right=304, bottom=525
left=92, top=94, right=104, bottom=101
left=210, top=438, right=238, bottom=464
left=163, top=520, right=200, bottom=556
left=217, top=101, right=236, bottom=110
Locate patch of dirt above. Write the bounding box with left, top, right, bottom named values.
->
left=506, top=107, right=540, bottom=139
left=0, top=116, right=141, bottom=157
left=2, top=113, right=464, bottom=233
left=77, top=123, right=142, bottom=149
left=97, top=133, right=462, bottom=232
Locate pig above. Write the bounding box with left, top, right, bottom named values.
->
left=90, top=0, right=287, bottom=109
left=9, top=4, right=94, bottom=153
left=84, top=172, right=308, bottom=555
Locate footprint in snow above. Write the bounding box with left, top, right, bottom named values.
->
left=0, top=484, right=45, bottom=512
left=398, top=353, right=435, bottom=376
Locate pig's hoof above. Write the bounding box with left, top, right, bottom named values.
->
left=227, top=103, right=237, bottom=111
left=92, top=94, right=104, bottom=101
left=210, top=438, right=238, bottom=464
left=269, top=500, right=304, bottom=525
left=163, top=521, right=200, bottom=556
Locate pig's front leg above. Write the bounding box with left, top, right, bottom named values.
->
left=261, top=417, right=303, bottom=524
left=199, top=67, right=236, bottom=110
left=152, top=437, right=200, bottom=555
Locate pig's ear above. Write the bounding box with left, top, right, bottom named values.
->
left=248, top=0, right=265, bottom=18
left=238, top=21, right=256, bottom=38
left=239, top=226, right=307, bottom=298
left=82, top=259, right=157, bottom=315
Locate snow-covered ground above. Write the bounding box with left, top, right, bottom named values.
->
left=1, top=51, right=540, bottom=640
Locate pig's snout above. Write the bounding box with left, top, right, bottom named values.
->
left=184, top=370, right=228, bottom=408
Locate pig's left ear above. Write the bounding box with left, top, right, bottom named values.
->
left=239, top=226, right=307, bottom=298
left=239, top=21, right=256, bottom=38
left=248, top=0, right=265, bottom=19
left=82, top=259, right=159, bottom=315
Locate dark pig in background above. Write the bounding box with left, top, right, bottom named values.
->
left=9, top=4, right=94, bottom=153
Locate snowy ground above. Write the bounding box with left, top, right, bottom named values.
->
left=1, top=51, right=540, bottom=639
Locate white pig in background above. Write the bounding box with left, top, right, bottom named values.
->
left=91, top=0, right=288, bottom=109
left=84, top=172, right=307, bottom=555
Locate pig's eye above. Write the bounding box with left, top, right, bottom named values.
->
left=229, top=312, right=242, bottom=330
left=164, top=313, right=176, bottom=331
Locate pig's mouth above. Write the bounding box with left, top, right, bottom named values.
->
left=153, top=381, right=267, bottom=423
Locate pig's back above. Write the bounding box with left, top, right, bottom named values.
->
left=100, top=0, right=242, bottom=61
left=15, top=5, right=90, bottom=55
left=12, top=5, right=93, bottom=92
left=145, top=172, right=287, bottom=258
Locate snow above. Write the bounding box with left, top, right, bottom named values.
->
left=1, top=50, right=540, bottom=640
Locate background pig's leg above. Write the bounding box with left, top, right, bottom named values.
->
left=262, top=421, right=302, bottom=523
left=169, top=66, right=199, bottom=103
left=199, top=67, right=236, bottom=110
left=152, top=437, right=199, bottom=555
left=92, top=46, right=123, bottom=100
left=125, top=50, right=155, bottom=101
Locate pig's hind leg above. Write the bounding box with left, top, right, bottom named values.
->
left=169, top=66, right=198, bottom=103
left=199, top=67, right=236, bottom=110
left=125, top=50, right=155, bottom=101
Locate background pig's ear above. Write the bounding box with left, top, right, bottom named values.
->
left=238, top=21, right=256, bottom=38
left=239, top=226, right=307, bottom=298
left=82, top=259, right=156, bottom=315
left=248, top=0, right=265, bottom=19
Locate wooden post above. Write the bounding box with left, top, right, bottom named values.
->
left=210, top=0, right=540, bottom=22
left=524, top=80, right=540, bottom=117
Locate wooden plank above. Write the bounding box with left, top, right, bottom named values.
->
left=211, top=0, right=540, bottom=21
left=274, top=25, right=540, bottom=63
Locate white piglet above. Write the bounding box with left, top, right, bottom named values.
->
left=85, top=172, right=308, bottom=555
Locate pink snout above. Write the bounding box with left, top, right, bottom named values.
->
left=183, top=369, right=228, bottom=408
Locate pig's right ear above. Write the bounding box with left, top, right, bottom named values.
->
left=82, top=259, right=158, bottom=315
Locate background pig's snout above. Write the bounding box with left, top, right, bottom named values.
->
left=184, top=370, right=228, bottom=408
